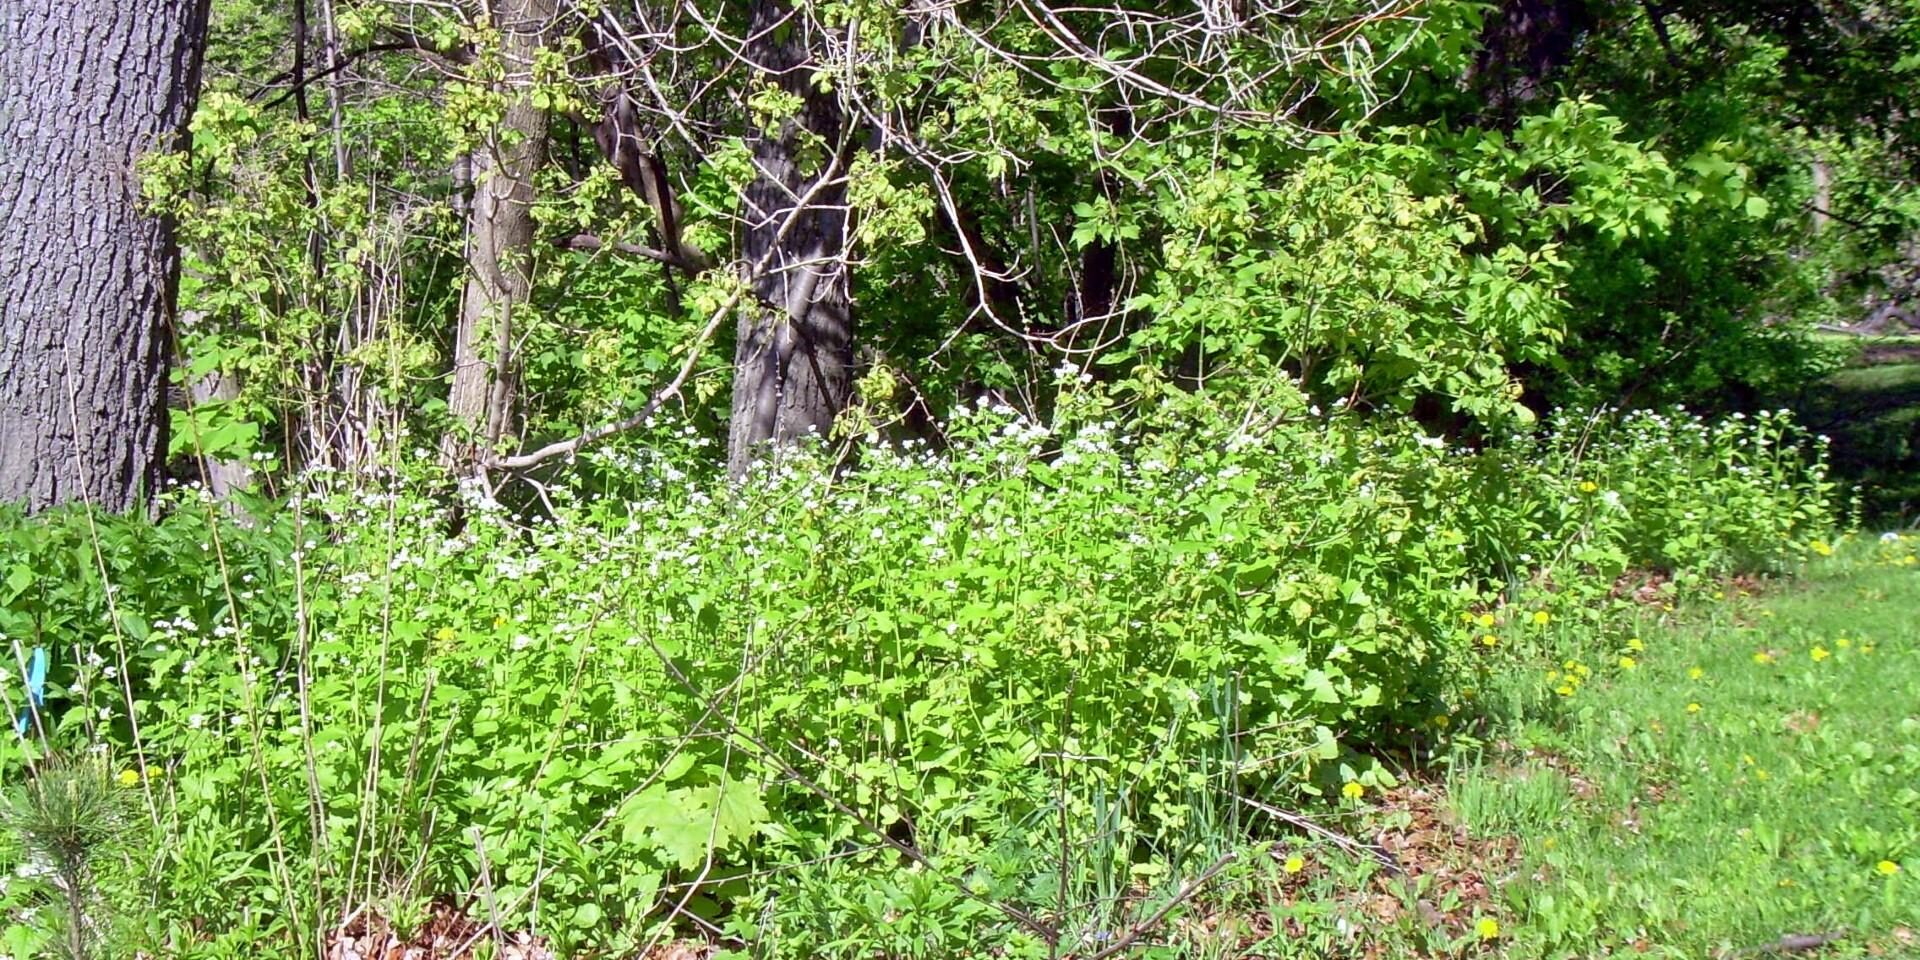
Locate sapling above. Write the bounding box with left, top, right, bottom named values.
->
left=1, top=757, right=139, bottom=960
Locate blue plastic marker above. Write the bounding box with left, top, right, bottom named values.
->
left=15, top=646, right=46, bottom=735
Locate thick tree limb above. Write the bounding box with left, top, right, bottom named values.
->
left=556, top=232, right=700, bottom=271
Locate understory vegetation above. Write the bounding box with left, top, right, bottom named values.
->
left=0, top=395, right=1847, bottom=958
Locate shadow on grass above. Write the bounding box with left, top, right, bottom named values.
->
left=1785, top=338, right=1920, bottom=524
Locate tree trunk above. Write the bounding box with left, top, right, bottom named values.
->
left=0, top=0, right=212, bottom=513
left=726, top=0, right=855, bottom=476
left=445, top=0, right=552, bottom=470
left=1463, top=0, right=1593, bottom=126
left=176, top=310, right=255, bottom=500
left=1810, top=159, right=1832, bottom=235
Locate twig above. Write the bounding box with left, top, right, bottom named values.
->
left=1233, top=794, right=1403, bottom=875
left=470, top=827, right=508, bottom=955
left=1071, top=852, right=1237, bottom=960
left=1748, top=931, right=1847, bottom=956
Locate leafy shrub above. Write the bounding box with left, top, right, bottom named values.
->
left=0, top=392, right=1834, bottom=956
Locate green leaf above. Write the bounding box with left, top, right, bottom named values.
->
left=3, top=565, right=31, bottom=603
left=1303, top=669, right=1341, bottom=704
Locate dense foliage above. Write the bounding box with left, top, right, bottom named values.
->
left=4, top=0, right=1917, bottom=955
left=0, top=389, right=1836, bottom=956
left=143, top=0, right=1920, bottom=478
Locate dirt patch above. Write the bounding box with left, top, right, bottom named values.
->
left=1612, top=570, right=1675, bottom=608
left=1226, top=782, right=1525, bottom=955
left=325, top=901, right=555, bottom=960
left=1370, top=783, right=1522, bottom=917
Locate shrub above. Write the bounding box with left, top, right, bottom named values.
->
left=0, top=394, right=1834, bottom=956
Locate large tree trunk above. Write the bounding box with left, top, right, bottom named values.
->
left=445, top=0, right=552, bottom=470
left=0, top=0, right=212, bottom=513
left=726, top=0, right=855, bottom=476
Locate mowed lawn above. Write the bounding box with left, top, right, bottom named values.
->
left=1445, top=538, right=1919, bottom=958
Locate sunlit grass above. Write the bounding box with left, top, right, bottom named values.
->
left=1448, top=539, right=1920, bottom=958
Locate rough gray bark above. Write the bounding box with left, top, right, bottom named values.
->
left=0, top=0, right=212, bottom=513
left=445, top=0, right=552, bottom=469
left=726, top=0, right=855, bottom=476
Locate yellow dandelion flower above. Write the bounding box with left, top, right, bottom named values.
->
left=1712, top=590, right=1725, bottom=600
left=1284, top=855, right=1306, bottom=874
left=1877, top=860, right=1901, bottom=876
left=1686, top=702, right=1702, bottom=713
left=143, top=765, right=159, bottom=780
left=1555, top=684, right=1576, bottom=696
left=1541, top=837, right=1556, bottom=850
left=1810, top=539, right=1833, bottom=556
left=1753, top=652, right=1775, bottom=665
left=1861, top=643, right=1876, bottom=654
left=1627, top=638, right=1645, bottom=652
left=1481, top=634, right=1499, bottom=647
left=1810, top=646, right=1830, bottom=662
left=1461, top=612, right=1476, bottom=624
left=1477, top=613, right=1496, bottom=629
left=1342, top=782, right=1365, bottom=800
left=434, top=626, right=456, bottom=642
left=1618, top=656, right=1637, bottom=670
left=1532, top=611, right=1551, bottom=626
left=1687, top=666, right=1705, bottom=680
left=1755, top=769, right=1770, bottom=781
left=1836, top=637, right=1851, bottom=649
left=1476, top=918, right=1501, bottom=940
left=1578, top=481, right=1598, bottom=494
left=117, top=769, right=139, bottom=788
left=1742, top=754, right=1756, bottom=766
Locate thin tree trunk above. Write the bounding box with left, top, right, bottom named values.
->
left=176, top=310, right=256, bottom=499
left=445, top=0, right=552, bottom=470
left=1811, top=159, right=1832, bottom=235
left=0, top=0, right=212, bottom=513
left=727, top=0, right=855, bottom=476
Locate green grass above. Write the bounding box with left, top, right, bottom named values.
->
left=1829, top=362, right=1920, bottom=396
left=1446, top=540, right=1920, bottom=958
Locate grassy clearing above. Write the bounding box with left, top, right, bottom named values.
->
left=1437, top=539, right=1920, bottom=958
